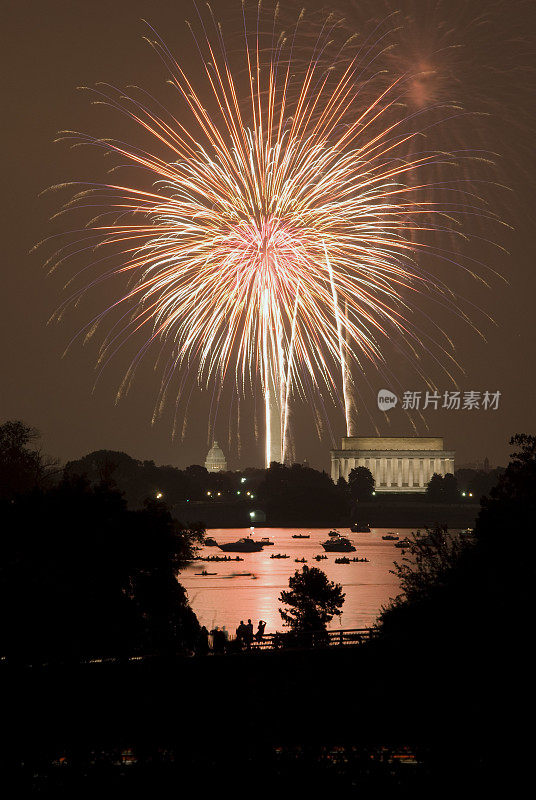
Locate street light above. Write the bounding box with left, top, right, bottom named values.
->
left=155, top=492, right=163, bottom=499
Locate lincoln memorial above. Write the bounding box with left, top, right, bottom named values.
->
left=330, top=436, right=455, bottom=493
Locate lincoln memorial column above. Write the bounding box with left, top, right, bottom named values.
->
left=419, top=458, right=424, bottom=488
left=408, top=458, right=414, bottom=488
left=397, top=458, right=403, bottom=488
left=331, top=458, right=340, bottom=482
left=380, top=457, right=387, bottom=488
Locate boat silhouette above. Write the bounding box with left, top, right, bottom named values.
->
left=218, top=537, right=265, bottom=552
left=321, top=535, right=356, bottom=552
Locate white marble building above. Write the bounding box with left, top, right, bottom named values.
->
left=205, top=441, right=227, bottom=472
left=331, top=436, right=455, bottom=493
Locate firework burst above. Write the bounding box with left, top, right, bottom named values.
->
left=46, top=2, right=499, bottom=466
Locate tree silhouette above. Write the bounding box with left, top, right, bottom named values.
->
left=425, top=473, right=459, bottom=503
left=348, top=466, right=374, bottom=502
left=379, top=433, right=536, bottom=649
left=279, top=566, right=345, bottom=631
left=442, top=473, right=459, bottom=502
left=259, top=462, right=348, bottom=524
left=0, top=420, right=57, bottom=499
left=425, top=472, right=444, bottom=502
left=0, top=476, right=203, bottom=662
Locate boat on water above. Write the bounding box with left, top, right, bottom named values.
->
left=291, top=533, right=310, bottom=539
left=328, top=529, right=340, bottom=537
left=204, top=555, right=244, bottom=562
left=195, top=570, right=217, bottom=576
left=219, top=537, right=265, bottom=553
left=335, top=556, right=351, bottom=564
left=204, top=537, right=218, bottom=547
left=382, top=533, right=399, bottom=541
left=350, top=523, right=371, bottom=533
left=295, top=557, right=307, bottom=563
left=321, top=536, right=356, bottom=552
left=270, top=553, right=290, bottom=559
left=255, top=537, right=274, bottom=546
left=314, top=554, right=328, bottom=561
left=394, top=537, right=413, bottom=548
left=351, top=557, right=369, bottom=563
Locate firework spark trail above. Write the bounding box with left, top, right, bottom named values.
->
left=47, top=2, right=500, bottom=465
left=282, top=278, right=300, bottom=463
left=324, top=240, right=351, bottom=438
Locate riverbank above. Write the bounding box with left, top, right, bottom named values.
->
left=172, top=499, right=480, bottom=528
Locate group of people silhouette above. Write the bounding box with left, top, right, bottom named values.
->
left=196, top=619, right=267, bottom=655
left=236, top=619, right=266, bottom=647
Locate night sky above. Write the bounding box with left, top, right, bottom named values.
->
left=2, top=0, right=535, bottom=471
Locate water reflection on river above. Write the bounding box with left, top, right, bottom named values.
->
left=180, top=527, right=411, bottom=633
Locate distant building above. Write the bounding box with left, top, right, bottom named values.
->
left=331, top=436, right=455, bottom=494
left=205, top=441, right=228, bottom=472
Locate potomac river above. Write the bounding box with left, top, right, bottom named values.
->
left=179, top=527, right=414, bottom=634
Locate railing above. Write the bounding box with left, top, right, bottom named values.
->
left=0, top=628, right=378, bottom=668
left=210, top=627, right=377, bottom=653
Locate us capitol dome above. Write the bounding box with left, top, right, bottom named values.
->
left=205, top=441, right=227, bottom=472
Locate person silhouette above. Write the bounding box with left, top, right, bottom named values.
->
left=212, top=626, right=226, bottom=655
left=255, top=620, right=266, bottom=642
left=197, top=625, right=209, bottom=656
left=245, top=619, right=254, bottom=648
